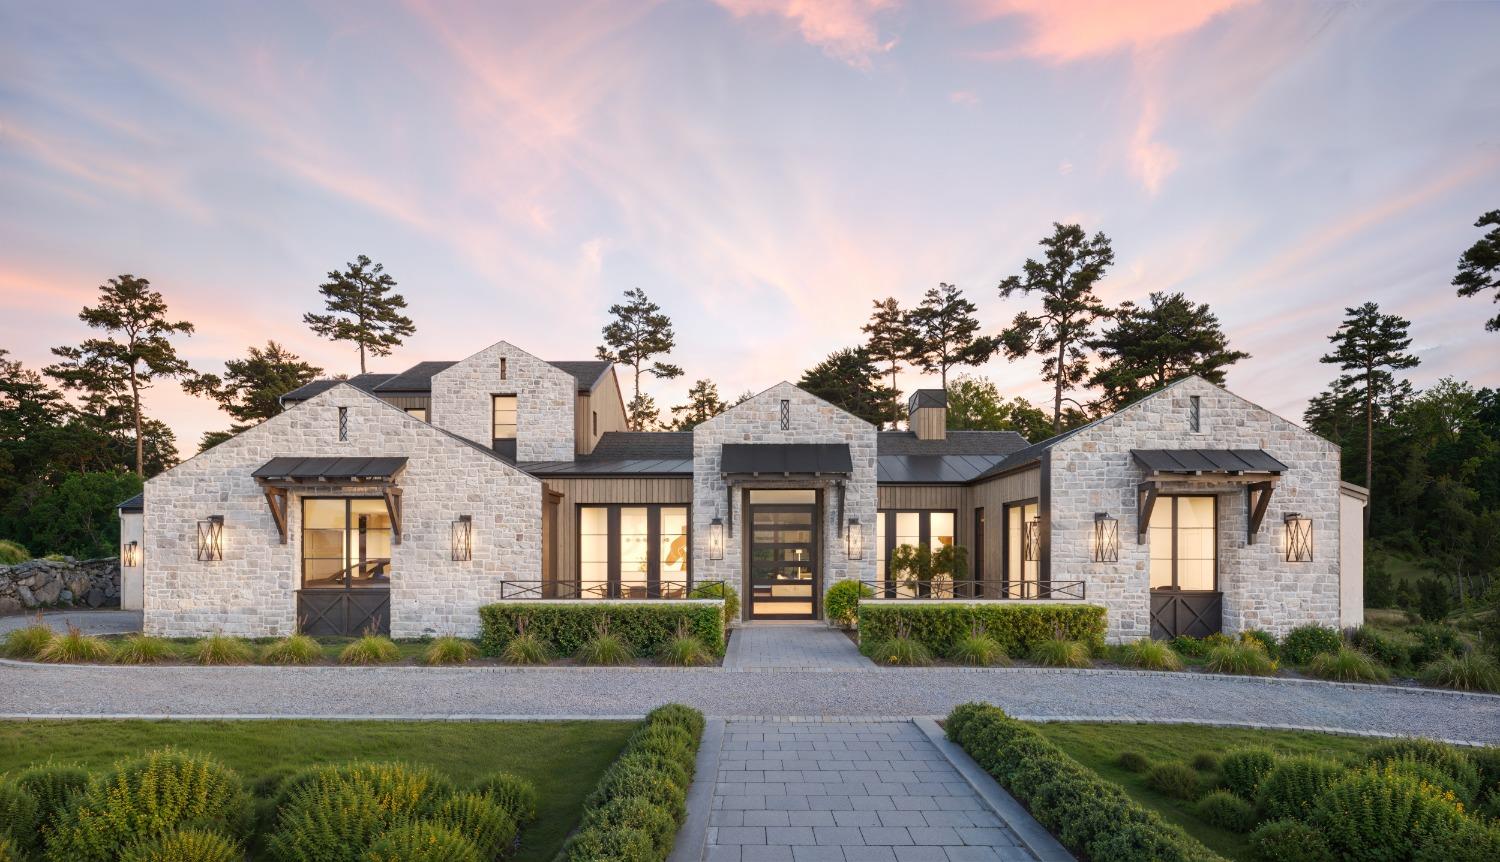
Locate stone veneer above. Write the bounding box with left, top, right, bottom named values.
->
left=429, top=340, right=575, bottom=462
left=691, top=382, right=878, bottom=616
left=1047, top=376, right=1341, bottom=641
left=143, top=385, right=542, bottom=638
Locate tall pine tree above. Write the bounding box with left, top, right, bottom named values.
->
left=185, top=340, right=322, bottom=450
left=1088, top=291, right=1248, bottom=411
left=798, top=347, right=896, bottom=427
left=596, top=288, right=683, bottom=430
left=861, top=297, right=909, bottom=428
left=998, top=223, right=1115, bottom=433
left=904, top=284, right=993, bottom=390
left=304, top=255, right=415, bottom=373
left=1452, top=209, right=1500, bottom=332
left=670, top=378, right=728, bottom=430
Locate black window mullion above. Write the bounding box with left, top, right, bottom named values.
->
left=607, top=506, right=621, bottom=599
left=1171, top=497, right=1180, bottom=590
left=647, top=507, right=661, bottom=597
left=343, top=499, right=353, bottom=590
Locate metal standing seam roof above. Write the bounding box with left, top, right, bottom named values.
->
left=877, top=454, right=1008, bottom=484
left=908, top=389, right=948, bottom=410
left=280, top=359, right=611, bottom=402
left=521, top=458, right=695, bottom=477
left=720, top=443, right=854, bottom=475
left=1132, top=449, right=1289, bottom=474
left=251, top=456, right=409, bottom=481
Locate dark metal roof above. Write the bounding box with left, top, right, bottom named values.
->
left=878, top=454, right=1008, bottom=484
left=373, top=361, right=457, bottom=392
left=876, top=430, right=1029, bottom=456
left=721, top=443, right=853, bottom=475
left=1133, top=449, right=1288, bottom=475
left=908, top=389, right=948, bottom=410
left=522, top=458, right=694, bottom=477
left=548, top=360, right=612, bottom=393
left=118, top=493, right=144, bottom=512
left=280, top=374, right=396, bottom=403
left=591, top=431, right=693, bottom=459
left=251, top=456, right=409, bottom=481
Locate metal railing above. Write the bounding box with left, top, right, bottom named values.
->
left=498, top=578, right=729, bottom=600
left=858, top=578, right=1086, bottom=601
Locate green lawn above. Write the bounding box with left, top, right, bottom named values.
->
left=1033, top=722, right=1387, bottom=861
left=0, top=719, right=634, bottom=862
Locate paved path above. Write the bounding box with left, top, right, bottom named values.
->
left=3, top=663, right=1496, bottom=744
left=726, top=625, right=873, bottom=671
left=0, top=610, right=141, bottom=636
left=685, top=719, right=1064, bottom=862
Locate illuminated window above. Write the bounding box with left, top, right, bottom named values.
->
left=405, top=407, right=427, bottom=422
left=492, top=395, right=517, bottom=442
left=575, top=505, right=690, bottom=598
left=1149, top=495, right=1217, bottom=591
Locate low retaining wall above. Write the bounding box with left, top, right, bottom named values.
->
left=0, top=557, right=121, bottom=614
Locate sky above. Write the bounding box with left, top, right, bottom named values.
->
left=2, top=0, right=1498, bottom=451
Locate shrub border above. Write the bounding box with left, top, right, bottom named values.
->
left=858, top=603, right=1107, bottom=658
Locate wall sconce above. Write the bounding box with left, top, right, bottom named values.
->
left=1092, top=512, right=1119, bottom=563
left=708, top=517, right=725, bottom=560
left=451, top=515, right=473, bottom=562
left=121, top=541, right=141, bottom=568
left=1284, top=512, right=1313, bottom=562
left=846, top=518, right=863, bottom=560
left=1022, top=517, right=1040, bottom=562
left=196, top=515, right=224, bottom=562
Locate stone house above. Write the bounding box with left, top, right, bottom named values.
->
left=121, top=338, right=1365, bottom=641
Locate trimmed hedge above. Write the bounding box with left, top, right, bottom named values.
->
left=946, top=703, right=1227, bottom=862
left=478, top=603, right=725, bottom=658
left=858, top=604, right=1106, bottom=658
left=558, top=704, right=705, bottom=862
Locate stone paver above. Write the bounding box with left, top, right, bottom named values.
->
left=698, top=721, right=1044, bottom=862
left=725, top=624, right=873, bottom=671
left=0, top=609, right=141, bottom=636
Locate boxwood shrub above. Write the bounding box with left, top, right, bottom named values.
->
left=478, top=602, right=725, bottom=658
left=559, top=703, right=705, bottom=862
left=945, top=703, right=1227, bottom=862
left=858, top=604, right=1106, bottom=658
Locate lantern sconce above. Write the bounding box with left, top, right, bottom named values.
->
left=1284, top=512, right=1313, bottom=563
left=1092, top=512, right=1119, bottom=563
left=846, top=518, right=863, bottom=560
left=451, top=515, right=473, bottom=562
left=1022, top=516, right=1040, bottom=562
left=121, top=540, right=141, bottom=568
left=196, top=515, right=224, bottom=562
left=708, top=516, right=725, bottom=560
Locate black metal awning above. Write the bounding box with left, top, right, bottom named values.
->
left=1132, top=449, right=1287, bottom=475
left=252, top=456, right=409, bottom=482
left=720, top=443, right=853, bottom=476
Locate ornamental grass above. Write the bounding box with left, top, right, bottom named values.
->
left=259, top=634, right=322, bottom=666
left=1121, top=637, right=1184, bottom=671
left=2, top=617, right=54, bottom=658
left=1306, top=645, right=1390, bottom=683
left=422, top=636, right=479, bottom=666
left=337, top=634, right=400, bottom=665
left=193, top=633, right=255, bottom=665
left=36, top=625, right=111, bottom=664
left=111, top=635, right=175, bottom=665
left=1029, top=637, right=1092, bottom=669
left=1203, top=640, right=1277, bottom=676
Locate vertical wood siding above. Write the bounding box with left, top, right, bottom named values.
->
left=970, top=466, right=1042, bottom=589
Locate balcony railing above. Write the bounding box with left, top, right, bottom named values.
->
left=498, top=579, right=728, bottom=600
left=858, top=579, right=1086, bottom=601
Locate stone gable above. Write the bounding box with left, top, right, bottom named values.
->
left=429, top=340, right=574, bottom=461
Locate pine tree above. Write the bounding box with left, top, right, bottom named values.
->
left=626, top=393, right=662, bottom=431
left=1320, top=302, right=1420, bottom=523
left=185, top=341, right=322, bottom=450
left=797, top=347, right=897, bottom=426
left=861, top=297, right=909, bottom=427
left=1452, top=209, right=1500, bottom=332
left=1088, top=291, right=1249, bottom=411
left=596, top=288, right=683, bottom=430
left=303, top=255, right=415, bottom=373
left=998, top=223, right=1115, bottom=433
left=45, top=275, right=195, bottom=477
left=670, top=379, right=728, bottom=430
left=904, top=284, right=993, bottom=390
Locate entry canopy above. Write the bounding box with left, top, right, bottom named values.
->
left=252, top=456, right=408, bottom=482
left=720, top=443, right=853, bottom=476
left=1132, top=449, right=1287, bottom=475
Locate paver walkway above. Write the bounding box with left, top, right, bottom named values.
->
left=0, top=609, right=141, bottom=636
left=726, top=625, right=874, bottom=671
left=692, top=720, right=1059, bottom=862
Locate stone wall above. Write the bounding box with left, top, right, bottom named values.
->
left=691, top=382, right=878, bottom=616
left=1047, top=376, right=1342, bottom=641
left=0, top=557, right=120, bottom=614
left=143, top=384, right=543, bottom=638
left=429, top=340, right=575, bottom=462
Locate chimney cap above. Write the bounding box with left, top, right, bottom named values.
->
left=908, top=389, right=948, bottom=412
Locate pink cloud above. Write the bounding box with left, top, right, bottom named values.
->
left=969, top=0, right=1254, bottom=63
left=1129, top=93, right=1177, bottom=194
left=948, top=89, right=979, bottom=105
left=712, top=0, right=899, bottom=68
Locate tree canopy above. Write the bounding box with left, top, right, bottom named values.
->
left=797, top=347, right=896, bottom=427
left=184, top=340, right=322, bottom=452
left=1088, top=291, right=1248, bottom=412
left=904, top=284, right=993, bottom=390
left=670, top=378, right=728, bottom=430
left=944, top=375, right=1054, bottom=441
left=861, top=297, right=908, bottom=428
left=303, top=254, right=415, bottom=373
left=1452, top=208, right=1500, bottom=332
left=596, top=288, right=683, bottom=430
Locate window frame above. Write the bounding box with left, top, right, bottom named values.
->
left=299, top=496, right=393, bottom=591
left=875, top=509, right=959, bottom=579
left=404, top=407, right=427, bottom=422
left=491, top=393, right=518, bottom=444
left=1149, top=493, right=1219, bottom=592
left=1001, top=498, right=1040, bottom=597
left=574, top=503, right=692, bottom=599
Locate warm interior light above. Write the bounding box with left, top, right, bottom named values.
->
left=846, top=518, right=863, bottom=560
left=121, top=540, right=141, bottom=568
left=1022, top=517, right=1040, bottom=562
left=451, top=515, right=473, bottom=561
left=708, top=517, right=725, bottom=560
left=197, top=515, right=224, bottom=562
left=1092, top=512, right=1119, bottom=563
left=1284, top=512, right=1313, bottom=563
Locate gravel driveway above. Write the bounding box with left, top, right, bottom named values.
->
left=2, top=663, right=1496, bottom=744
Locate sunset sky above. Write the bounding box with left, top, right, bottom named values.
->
left=2, top=0, right=1497, bottom=450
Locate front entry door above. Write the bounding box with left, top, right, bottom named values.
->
left=748, top=502, right=819, bottom=620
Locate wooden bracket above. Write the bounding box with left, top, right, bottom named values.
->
left=263, top=486, right=289, bottom=545
left=1247, top=480, right=1275, bottom=544
left=382, top=487, right=403, bottom=545
left=1137, top=481, right=1159, bottom=544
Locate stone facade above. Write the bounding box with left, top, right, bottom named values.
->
left=0, top=557, right=120, bottom=614
left=430, top=340, right=575, bottom=462
left=691, top=382, right=878, bottom=616
left=142, top=385, right=542, bottom=638
left=1047, top=376, right=1342, bottom=641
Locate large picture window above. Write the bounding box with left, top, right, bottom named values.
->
left=301, top=498, right=392, bottom=589
left=874, top=509, right=957, bottom=596
left=1149, top=495, right=1217, bottom=591
left=577, top=504, right=690, bottom=598
left=492, top=395, right=517, bottom=441
left=1004, top=500, right=1039, bottom=597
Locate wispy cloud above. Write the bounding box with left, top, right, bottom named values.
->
left=712, top=0, right=900, bottom=68
left=968, top=0, right=1253, bottom=62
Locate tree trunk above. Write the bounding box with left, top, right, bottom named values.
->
left=1364, top=372, right=1373, bottom=531
left=130, top=366, right=143, bottom=478
left=358, top=341, right=366, bottom=374
left=1052, top=339, right=1066, bottom=432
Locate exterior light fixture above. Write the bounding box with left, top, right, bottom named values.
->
left=121, top=540, right=141, bottom=568
left=708, top=517, right=725, bottom=560
left=451, top=515, right=473, bottom=562
left=846, top=518, right=863, bottom=560
left=1284, top=512, right=1313, bottom=563
left=1022, top=517, right=1040, bottom=562
left=197, top=515, right=224, bottom=562
left=1092, top=512, right=1119, bottom=563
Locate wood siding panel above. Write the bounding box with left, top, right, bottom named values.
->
left=376, top=394, right=431, bottom=411
left=544, top=477, right=694, bottom=584
left=970, top=466, right=1042, bottom=590
left=911, top=408, right=946, bottom=441
left=576, top=369, right=630, bottom=454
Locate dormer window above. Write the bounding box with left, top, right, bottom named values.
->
left=492, top=395, right=517, bottom=443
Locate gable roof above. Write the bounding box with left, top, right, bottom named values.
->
left=589, top=431, right=693, bottom=459
left=280, top=357, right=612, bottom=403
left=280, top=373, right=395, bottom=403
left=876, top=430, right=1028, bottom=456
left=373, top=361, right=457, bottom=392
left=547, top=360, right=612, bottom=393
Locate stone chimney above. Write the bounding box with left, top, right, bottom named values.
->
left=908, top=389, right=947, bottom=440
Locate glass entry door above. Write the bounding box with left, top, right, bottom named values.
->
left=748, top=495, right=818, bottom=620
